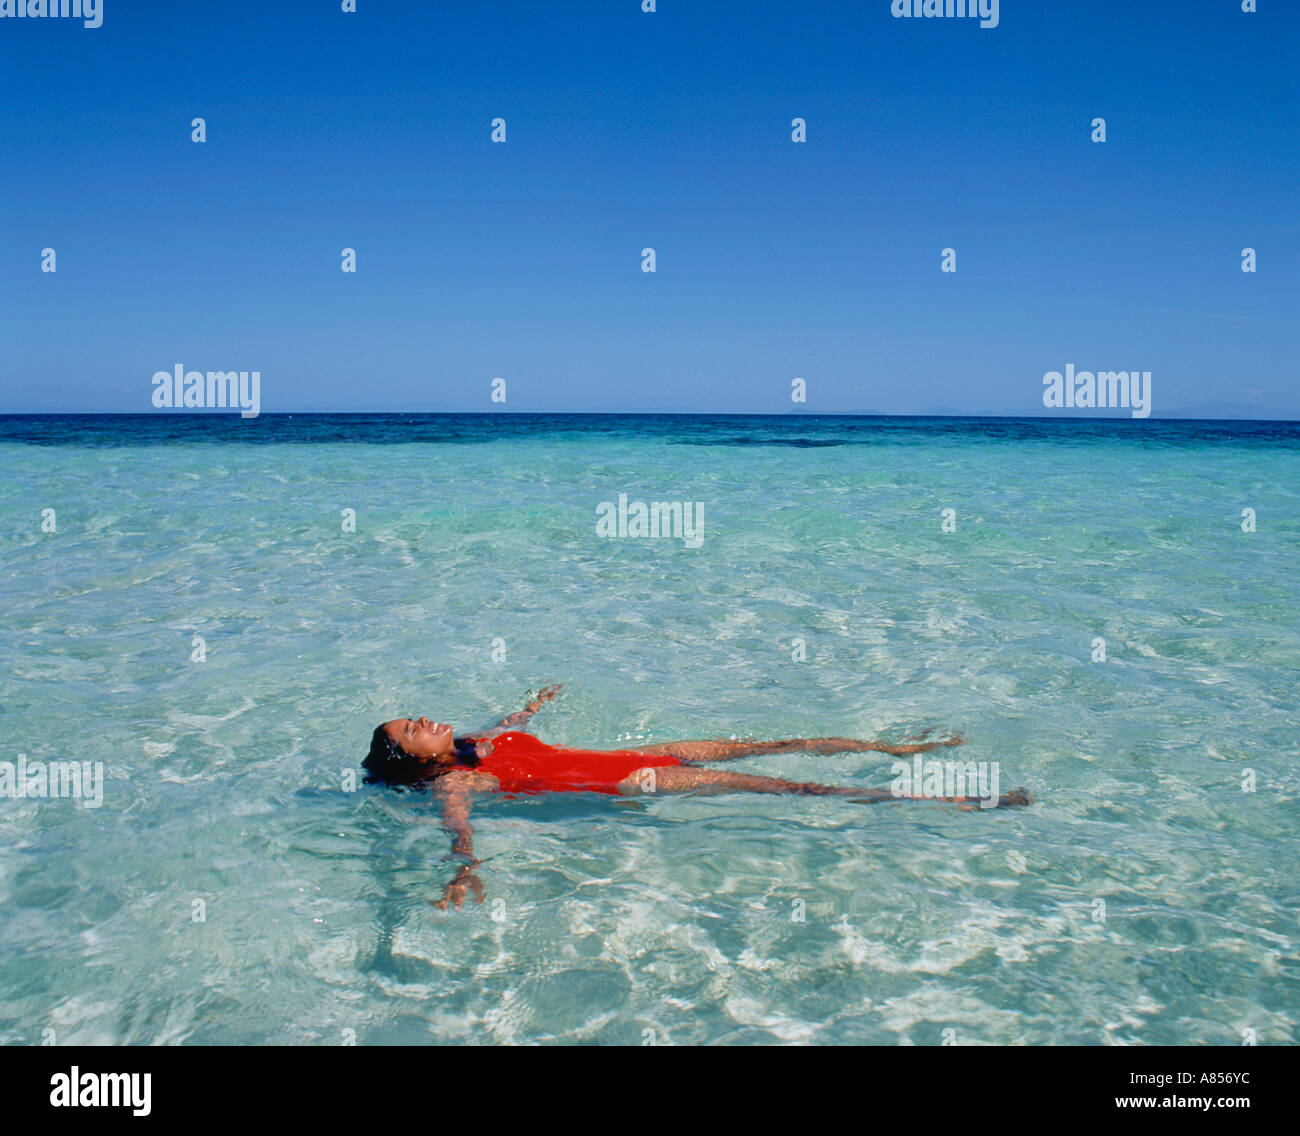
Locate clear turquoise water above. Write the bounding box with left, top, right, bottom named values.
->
left=1, top=414, right=1297, bottom=1045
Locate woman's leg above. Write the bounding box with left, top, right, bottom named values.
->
left=617, top=765, right=1030, bottom=808
left=628, top=733, right=964, bottom=764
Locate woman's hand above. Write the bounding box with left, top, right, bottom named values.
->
left=487, top=684, right=565, bottom=734
left=521, top=683, right=563, bottom=712
left=433, top=864, right=484, bottom=911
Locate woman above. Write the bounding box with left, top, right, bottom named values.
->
left=365, top=684, right=1030, bottom=909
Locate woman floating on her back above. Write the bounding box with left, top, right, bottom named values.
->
left=364, top=684, right=1029, bottom=909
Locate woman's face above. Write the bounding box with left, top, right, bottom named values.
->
left=384, top=717, right=454, bottom=759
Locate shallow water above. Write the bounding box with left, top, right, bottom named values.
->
left=1, top=414, right=1297, bottom=1045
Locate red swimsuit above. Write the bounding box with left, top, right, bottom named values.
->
left=463, top=731, right=682, bottom=795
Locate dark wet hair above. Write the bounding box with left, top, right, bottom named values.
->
left=363, top=723, right=476, bottom=788
left=364, top=724, right=433, bottom=788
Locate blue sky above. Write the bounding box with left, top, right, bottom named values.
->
left=1, top=1, right=1296, bottom=416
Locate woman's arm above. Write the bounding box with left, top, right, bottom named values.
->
left=460, top=683, right=563, bottom=742
left=431, top=769, right=496, bottom=910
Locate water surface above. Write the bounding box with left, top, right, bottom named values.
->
left=1, top=414, right=1296, bottom=1044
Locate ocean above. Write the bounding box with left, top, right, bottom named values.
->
left=1, top=413, right=1296, bottom=1045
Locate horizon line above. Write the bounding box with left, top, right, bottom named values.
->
left=2, top=410, right=1298, bottom=425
